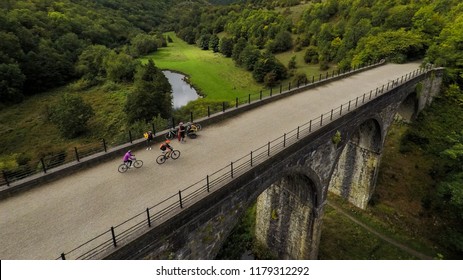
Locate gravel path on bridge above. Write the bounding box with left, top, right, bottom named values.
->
left=0, top=62, right=422, bottom=259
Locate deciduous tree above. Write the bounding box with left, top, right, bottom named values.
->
left=49, top=93, right=94, bottom=138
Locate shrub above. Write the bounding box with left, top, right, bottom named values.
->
left=49, top=94, right=94, bottom=138
left=332, top=130, right=341, bottom=145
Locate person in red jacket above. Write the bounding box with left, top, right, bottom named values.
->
left=178, top=122, right=186, bottom=142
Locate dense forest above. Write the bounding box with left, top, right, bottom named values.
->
left=1, top=0, right=463, bottom=258
left=2, top=0, right=463, bottom=105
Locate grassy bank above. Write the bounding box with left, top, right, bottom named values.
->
left=0, top=83, right=131, bottom=169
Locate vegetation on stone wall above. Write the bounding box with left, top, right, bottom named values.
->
left=332, top=130, right=341, bottom=146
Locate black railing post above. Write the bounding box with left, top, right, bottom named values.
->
left=370, top=90, right=373, bottom=100
left=40, top=158, right=47, bottom=173
left=288, top=82, right=291, bottom=91
left=348, top=100, right=351, bottom=111
left=260, top=90, right=262, bottom=100
left=340, top=105, right=343, bottom=115
left=280, top=84, right=282, bottom=93
left=61, top=253, right=66, bottom=260
left=146, top=208, right=151, bottom=227
left=129, top=130, right=133, bottom=143
left=283, top=133, right=286, bottom=147
left=381, top=84, right=384, bottom=93
left=356, top=97, right=358, bottom=107
left=297, top=80, right=300, bottom=88
left=248, top=94, right=251, bottom=104
left=152, top=123, right=156, bottom=134
left=309, top=120, right=312, bottom=132
left=319, top=73, right=322, bottom=81
left=208, top=106, right=210, bottom=117
left=297, top=126, right=300, bottom=139
left=250, top=151, right=253, bottom=167
left=330, top=109, right=333, bottom=120
left=230, top=162, right=234, bottom=178
left=268, top=142, right=270, bottom=156
left=375, top=88, right=378, bottom=97
left=102, top=138, right=107, bottom=152
left=222, top=102, right=225, bottom=112
left=190, top=111, right=193, bottom=122
left=235, top=97, right=238, bottom=108
left=178, top=191, right=183, bottom=208
left=206, top=175, right=210, bottom=192
left=74, top=147, right=80, bottom=162
left=325, top=72, right=328, bottom=79
left=270, top=88, right=273, bottom=97
left=320, top=114, right=323, bottom=126
left=2, top=171, right=9, bottom=186
left=111, top=226, right=117, bottom=247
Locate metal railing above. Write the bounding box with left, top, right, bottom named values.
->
left=57, top=64, right=436, bottom=260
left=1, top=60, right=384, bottom=188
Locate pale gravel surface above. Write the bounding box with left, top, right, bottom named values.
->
left=0, top=62, right=422, bottom=259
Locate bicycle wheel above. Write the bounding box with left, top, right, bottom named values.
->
left=156, top=155, right=166, bottom=164
left=171, top=150, right=181, bottom=160
left=195, top=123, right=202, bottom=130
left=133, top=160, right=143, bottom=168
left=165, top=132, right=173, bottom=140
left=118, top=164, right=128, bottom=173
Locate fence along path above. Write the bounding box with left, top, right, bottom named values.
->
left=0, top=61, right=423, bottom=259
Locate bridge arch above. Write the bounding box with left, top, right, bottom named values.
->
left=255, top=168, right=323, bottom=259
left=329, top=118, right=383, bottom=209
left=397, top=91, right=419, bottom=122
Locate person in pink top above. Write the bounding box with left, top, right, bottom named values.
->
left=123, top=150, right=134, bottom=167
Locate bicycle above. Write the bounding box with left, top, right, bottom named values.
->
left=186, top=122, right=201, bottom=132
left=186, top=122, right=201, bottom=139
left=156, top=149, right=181, bottom=164
left=165, top=127, right=179, bottom=140
left=118, top=157, right=143, bottom=173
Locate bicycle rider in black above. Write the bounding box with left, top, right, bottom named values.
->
left=159, top=140, right=173, bottom=157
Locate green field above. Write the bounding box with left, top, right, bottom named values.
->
left=145, top=32, right=326, bottom=101
left=144, top=32, right=264, bottom=100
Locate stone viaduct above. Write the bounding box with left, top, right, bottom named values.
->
left=80, top=67, right=444, bottom=261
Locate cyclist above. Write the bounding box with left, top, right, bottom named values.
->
left=159, top=140, right=173, bottom=158
left=123, top=150, right=135, bottom=167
